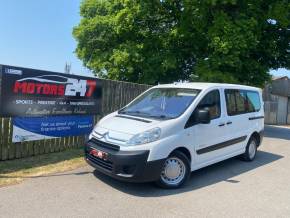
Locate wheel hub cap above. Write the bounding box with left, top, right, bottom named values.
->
left=161, top=157, right=186, bottom=185
left=164, top=161, right=180, bottom=179
left=249, top=141, right=256, bottom=159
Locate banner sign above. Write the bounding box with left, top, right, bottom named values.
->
left=12, top=115, right=94, bottom=142
left=0, top=65, right=102, bottom=117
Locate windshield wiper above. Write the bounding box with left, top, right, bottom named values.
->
left=119, top=110, right=150, bottom=116
left=148, top=115, right=174, bottom=120
left=119, top=110, right=174, bottom=120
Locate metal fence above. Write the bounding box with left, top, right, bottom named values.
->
left=0, top=79, right=151, bottom=161
left=264, top=101, right=279, bottom=124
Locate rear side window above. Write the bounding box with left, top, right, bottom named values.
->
left=247, top=91, right=261, bottom=112
left=225, top=89, right=261, bottom=116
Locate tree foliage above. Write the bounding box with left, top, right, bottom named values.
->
left=73, top=0, right=290, bottom=86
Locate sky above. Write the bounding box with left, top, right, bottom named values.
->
left=0, top=0, right=289, bottom=78
left=0, top=0, right=90, bottom=76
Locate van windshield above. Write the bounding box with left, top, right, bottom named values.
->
left=119, top=88, right=200, bottom=120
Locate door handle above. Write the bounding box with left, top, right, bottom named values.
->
left=226, top=121, right=232, bottom=125
left=218, top=123, right=225, bottom=127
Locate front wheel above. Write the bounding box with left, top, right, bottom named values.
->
left=156, top=151, right=190, bottom=189
left=241, top=137, right=258, bottom=161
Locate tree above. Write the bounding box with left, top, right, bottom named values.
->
left=73, top=0, right=290, bottom=87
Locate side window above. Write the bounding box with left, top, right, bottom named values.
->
left=225, top=90, right=236, bottom=115
left=225, top=89, right=261, bottom=116
left=235, top=90, right=247, bottom=114
left=197, top=90, right=221, bottom=120
left=247, top=91, right=261, bottom=112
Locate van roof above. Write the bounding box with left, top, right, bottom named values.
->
left=155, top=82, right=261, bottom=91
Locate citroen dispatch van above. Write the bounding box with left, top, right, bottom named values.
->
left=85, top=83, right=264, bottom=188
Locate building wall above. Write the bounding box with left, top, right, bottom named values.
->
left=271, top=78, right=290, bottom=97
left=277, top=96, right=288, bottom=125
left=288, top=100, right=290, bottom=125
left=263, top=77, right=290, bottom=125
left=264, top=101, right=278, bottom=124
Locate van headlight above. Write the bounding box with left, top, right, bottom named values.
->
left=127, top=128, right=161, bottom=146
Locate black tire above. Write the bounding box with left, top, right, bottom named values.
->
left=155, top=150, right=190, bottom=189
left=241, top=137, right=258, bottom=162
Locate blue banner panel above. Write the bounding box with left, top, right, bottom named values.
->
left=12, top=116, right=94, bottom=142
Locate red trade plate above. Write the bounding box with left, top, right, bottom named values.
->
left=89, top=148, right=108, bottom=161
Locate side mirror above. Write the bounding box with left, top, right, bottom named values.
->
left=196, top=109, right=211, bottom=124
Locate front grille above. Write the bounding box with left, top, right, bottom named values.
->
left=89, top=138, right=120, bottom=151
left=86, top=153, right=113, bottom=171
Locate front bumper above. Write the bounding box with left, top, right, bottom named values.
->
left=84, top=139, right=165, bottom=183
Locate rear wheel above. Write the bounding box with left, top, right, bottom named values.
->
left=241, top=137, right=258, bottom=161
left=156, top=150, right=190, bottom=189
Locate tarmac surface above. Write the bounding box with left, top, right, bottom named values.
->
left=0, top=125, right=289, bottom=218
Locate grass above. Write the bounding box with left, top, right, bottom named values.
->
left=0, top=149, right=86, bottom=187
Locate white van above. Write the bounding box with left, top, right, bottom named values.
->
left=85, top=83, right=264, bottom=188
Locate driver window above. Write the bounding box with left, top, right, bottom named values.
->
left=197, top=90, right=221, bottom=120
